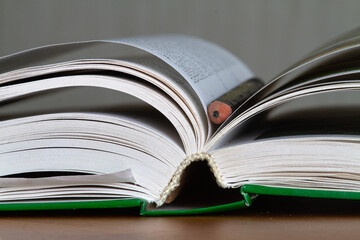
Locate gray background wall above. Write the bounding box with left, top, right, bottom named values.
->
left=1, top=0, right=360, bottom=81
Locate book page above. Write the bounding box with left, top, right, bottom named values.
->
left=0, top=35, right=254, bottom=139
left=118, top=35, right=254, bottom=108
left=0, top=170, right=135, bottom=188
left=226, top=27, right=360, bottom=119
left=0, top=35, right=253, bottom=109
left=207, top=27, right=360, bottom=148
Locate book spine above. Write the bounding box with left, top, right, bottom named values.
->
left=157, top=152, right=226, bottom=207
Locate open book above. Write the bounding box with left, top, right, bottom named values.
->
left=1, top=28, right=360, bottom=215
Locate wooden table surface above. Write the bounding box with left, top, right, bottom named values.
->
left=1, top=195, right=360, bottom=240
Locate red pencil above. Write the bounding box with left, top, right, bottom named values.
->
left=208, top=78, right=264, bottom=124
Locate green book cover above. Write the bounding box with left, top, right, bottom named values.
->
left=1, top=185, right=359, bottom=215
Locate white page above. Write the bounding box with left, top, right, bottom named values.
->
left=0, top=170, right=135, bottom=188
left=118, top=35, right=254, bottom=108
left=0, top=35, right=254, bottom=139
left=0, top=35, right=253, bottom=110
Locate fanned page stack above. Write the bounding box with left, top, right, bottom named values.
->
left=1, top=28, right=360, bottom=215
